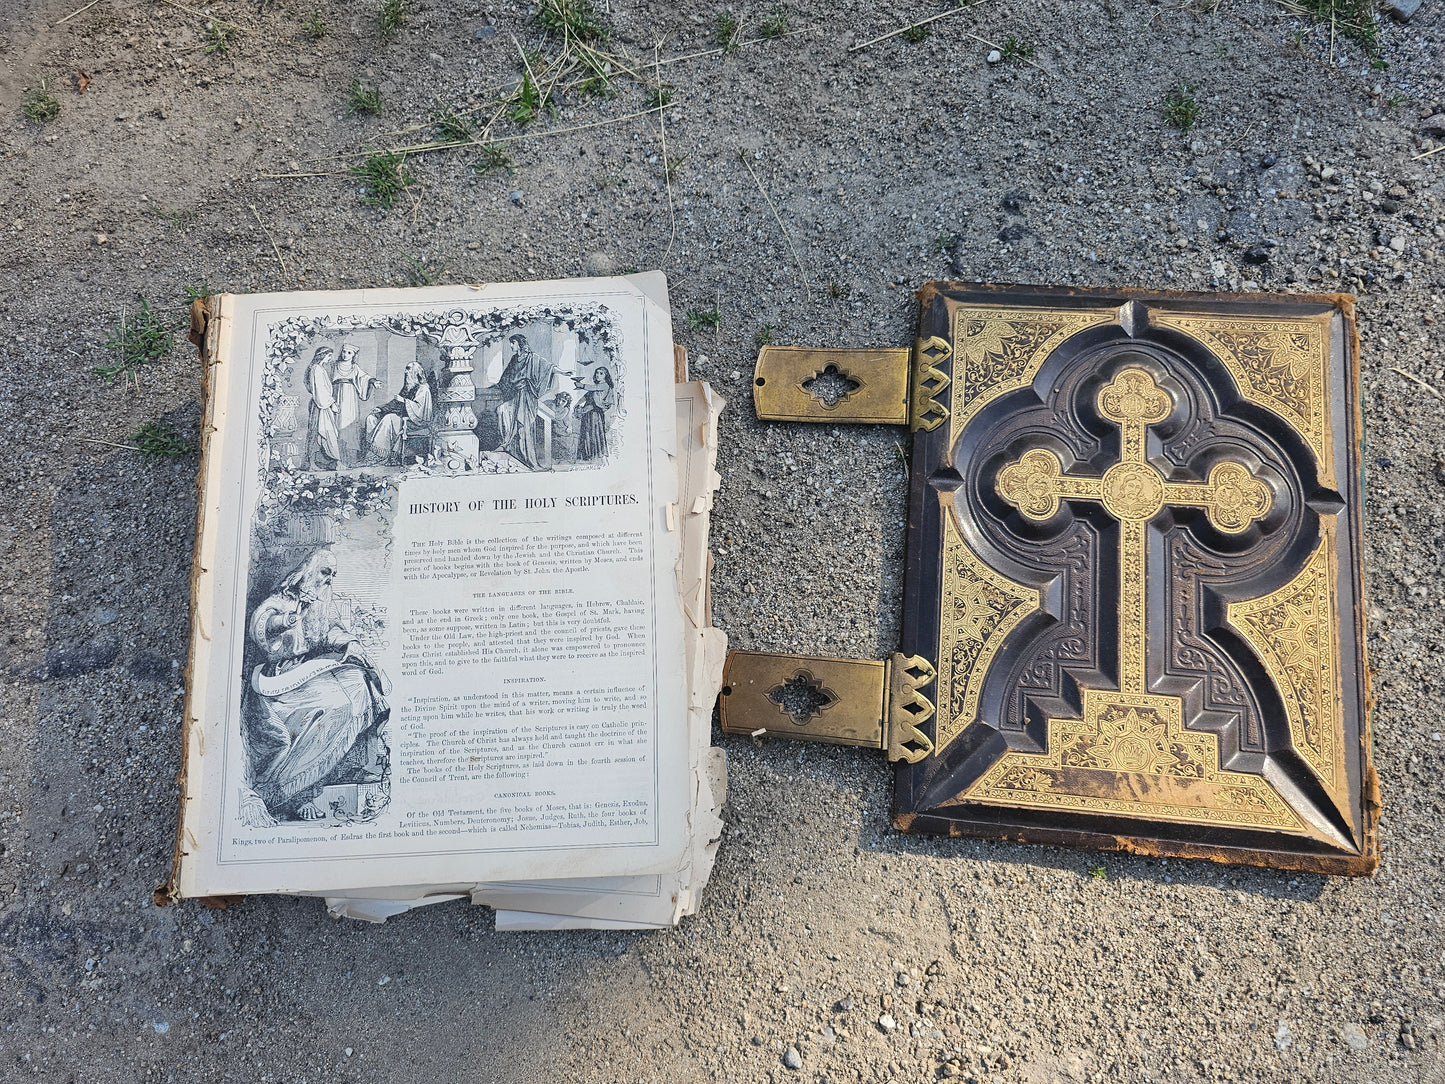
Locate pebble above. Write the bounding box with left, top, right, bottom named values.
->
left=1385, top=0, right=1421, bottom=19
left=1243, top=244, right=1272, bottom=264
left=782, top=1045, right=801, bottom=1070
left=1341, top=1023, right=1368, bottom=1051
left=94, top=232, right=107, bottom=244
left=986, top=49, right=1001, bottom=64
left=1389, top=236, right=1407, bottom=253
left=878, top=1013, right=897, bottom=1033
left=509, top=190, right=523, bottom=205
left=1274, top=1020, right=1293, bottom=1051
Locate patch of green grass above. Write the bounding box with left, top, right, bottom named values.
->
left=686, top=304, right=720, bottom=331
left=537, top=0, right=608, bottom=42
left=400, top=252, right=448, bottom=286
left=1385, top=91, right=1408, bottom=110
left=827, top=277, right=850, bottom=300
left=664, top=153, right=687, bottom=180
left=132, top=421, right=192, bottom=458
left=149, top=205, right=196, bottom=227
left=301, top=11, right=328, bottom=38
left=203, top=19, right=237, bottom=55
left=754, top=324, right=776, bottom=348
left=1290, top=26, right=1308, bottom=52
left=347, top=80, right=383, bottom=115
left=716, top=12, right=740, bottom=52
left=1295, top=0, right=1379, bottom=54
left=1090, top=865, right=1107, bottom=880
left=96, top=299, right=174, bottom=385
left=759, top=9, right=787, bottom=38
left=432, top=103, right=474, bottom=142
left=509, top=71, right=541, bottom=125
left=352, top=151, right=414, bottom=209
left=1002, top=36, right=1035, bottom=61
left=577, top=50, right=615, bottom=97
left=901, top=23, right=929, bottom=44
left=472, top=143, right=514, bottom=174
left=646, top=82, right=673, bottom=110
left=378, top=0, right=406, bottom=38
left=933, top=232, right=955, bottom=255
left=1163, top=82, right=1202, bottom=132
left=22, top=85, right=61, bottom=123
left=183, top=283, right=213, bottom=303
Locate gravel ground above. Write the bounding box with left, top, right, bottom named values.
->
left=1, top=0, right=1443, bottom=1080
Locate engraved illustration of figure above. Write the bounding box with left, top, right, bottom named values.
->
left=331, top=344, right=377, bottom=466
left=240, top=549, right=391, bottom=826
left=304, top=346, right=342, bottom=471
left=363, top=361, right=435, bottom=464
left=575, top=365, right=616, bottom=462
left=496, top=333, right=555, bottom=470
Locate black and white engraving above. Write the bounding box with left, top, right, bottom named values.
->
left=240, top=547, right=392, bottom=826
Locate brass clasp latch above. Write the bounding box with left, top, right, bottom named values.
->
left=719, top=651, right=936, bottom=765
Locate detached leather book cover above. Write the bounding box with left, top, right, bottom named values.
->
left=727, top=282, right=1377, bottom=876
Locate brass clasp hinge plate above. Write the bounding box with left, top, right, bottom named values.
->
left=719, top=651, right=937, bottom=764
left=752, top=346, right=911, bottom=424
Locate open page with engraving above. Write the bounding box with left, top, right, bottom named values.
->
left=168, top=274, right=691, bottom=899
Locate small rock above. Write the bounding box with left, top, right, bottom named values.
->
left=1259, top=150, right=1279, bottom=169
left=895, top=972, right=910, bottom=987
left=92, top=607, right=119, bottom=626
left=986, top=49, right=1001, bottom=64
left=475, top=25, right=496, bottom=37
left=1275, top=1020, right=1293, bottom=1051
left=1389, top=235, right=1407, bottom=253
left=1320, top=166, right=1338, bottom=181
left=1001, top=190, right=1028, bottom=214
left=1384, top=0, right=1421, bottom=20
left=94, top=232, right=107, bottom=245
left=1379, top=197, right=1400, bottom=213
left=509, top=190, right=523, bottom=205
left=1342, top=1023, right=1369, bottom=1051
left=998, top=223, right=1029, bottom=243
left=782, top=1045, right=802, bottom=1070
left=833, top=998, right=854, bottom=1012
left=582, top=251, right=619, bottom=276
left=1243, top=244, right=1272, bottom=264
left=467, top=241, right=480, bottom=250
left=878, top=1013, right=897, bottom=1033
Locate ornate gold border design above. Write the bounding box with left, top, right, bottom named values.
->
left=947, top=306, right=1117, bottom=462
left=962, top=688, right=1315, bottom=835
left=935, top=504, right=1039, bottom=751
left=1151, top=312, right=1335, bottom=489
left=1228, top=516, right=1351, bottom=822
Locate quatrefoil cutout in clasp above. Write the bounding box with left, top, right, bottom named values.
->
left=801, top=363, right=863, bottom=410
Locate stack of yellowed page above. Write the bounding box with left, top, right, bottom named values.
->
left=163, top=274, right=726, bottom=928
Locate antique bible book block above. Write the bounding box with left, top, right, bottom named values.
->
left=723, top=283, right=1377, bottom=876
left=164, top=275, right=729, bottom=926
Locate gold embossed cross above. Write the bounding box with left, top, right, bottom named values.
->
left=997, top=368, right=1272, bottom=695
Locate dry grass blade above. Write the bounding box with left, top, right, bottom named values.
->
left=739, top=151, right=811, bottom=302
left=654, top=42, right=677, bottom=265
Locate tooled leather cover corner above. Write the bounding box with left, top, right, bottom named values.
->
left=893, top=282, right=1376, bottom=876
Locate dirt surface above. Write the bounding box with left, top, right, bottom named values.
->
left=2, top=0, right=1444, bottom=1080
